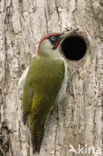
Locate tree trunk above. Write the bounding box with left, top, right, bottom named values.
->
left=0, top=0, right=103, bottom=156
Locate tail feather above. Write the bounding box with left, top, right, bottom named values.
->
left=32, top=129, right=44, bottom=153
left=30, top=118, right=44, bottom=154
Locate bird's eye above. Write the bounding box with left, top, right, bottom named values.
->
left=51, top=36, right=56, bottom=41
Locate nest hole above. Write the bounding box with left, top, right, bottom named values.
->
left=61, top=36, right=87, bottom=61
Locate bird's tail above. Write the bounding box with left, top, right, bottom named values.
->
left=29, top=117, right=45, bottom=154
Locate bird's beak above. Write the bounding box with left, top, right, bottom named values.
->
left=60, top=28, right=79, bottom=40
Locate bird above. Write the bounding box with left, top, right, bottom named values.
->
left=18, top=29, right=78, bottom=153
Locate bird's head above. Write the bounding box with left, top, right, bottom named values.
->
left=37, top=32, right=64, bottom=56
left=37, top=29, right=79, bottom=56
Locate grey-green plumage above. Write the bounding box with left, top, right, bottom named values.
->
left=23, top=55, right=65, bottom=153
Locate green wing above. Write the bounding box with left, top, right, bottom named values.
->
left=23, top=55, right=65, bottom=124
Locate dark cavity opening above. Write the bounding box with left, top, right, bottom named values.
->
left=61, top=36, right=87, bottom=60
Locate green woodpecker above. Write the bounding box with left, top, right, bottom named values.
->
left=19, top=29, right=78, bottom=153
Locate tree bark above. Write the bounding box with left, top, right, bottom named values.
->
left=0, top=0, right=103, bottom=156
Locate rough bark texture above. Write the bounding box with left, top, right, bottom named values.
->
left=0, top=0, right=103, bottom=156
